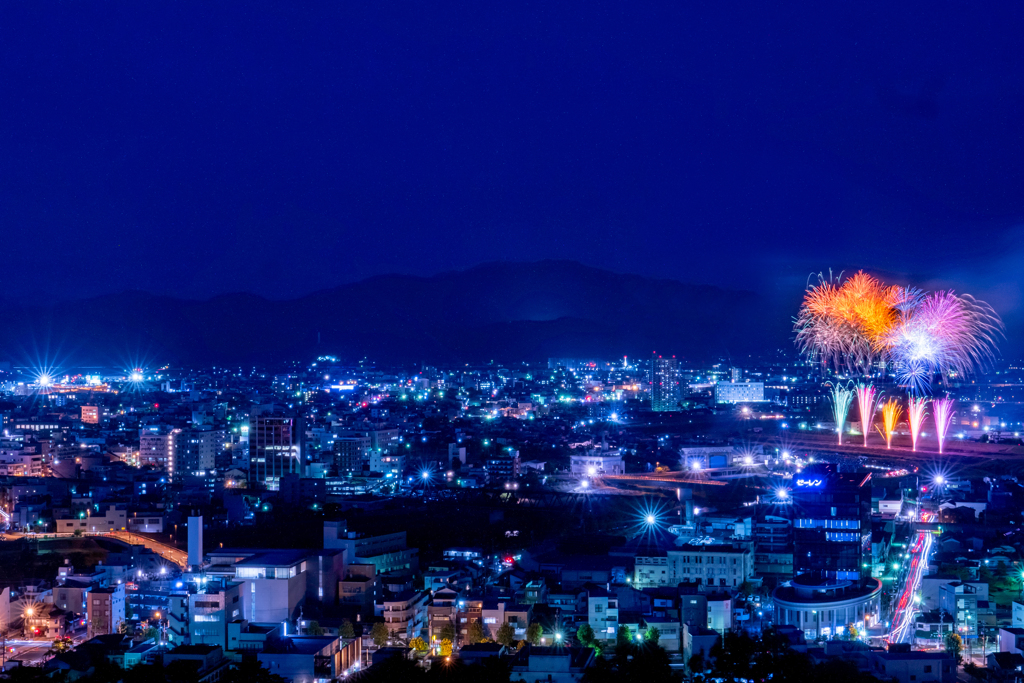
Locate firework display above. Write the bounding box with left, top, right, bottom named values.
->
left=855, top=384, right=879, bottom=447
left=877, top=398, right=903, bottom=449
left=828, top=382, right=855, bottom=446
left=932, top=397, right=956, bottom=454
left=795, top=271, right=1002, bottom=391
left=907, top=396, right=928, bottom=452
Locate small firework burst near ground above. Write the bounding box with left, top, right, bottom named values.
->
left=876, top=398, right=903, bottom=449
left=828, top=382, right=855, bottom=446
left=856, top=384, right=879, bottom=447
left=932, top=397, right=956, bottom=454
left=907, top=396, right=928, bottom=452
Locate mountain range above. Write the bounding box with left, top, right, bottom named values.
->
left=0, top=261, right=792, bottom=366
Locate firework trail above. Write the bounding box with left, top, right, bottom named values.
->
left=876, top=398, right=903, bottom=449
left=855, top=384, right=879, bottom=447
left=907, top=395, right=928, bottom=452
left=795, top=272, right=1003, bottom=389
left=932, top=397, right=956, bottom=454
left=828, top=382, right=855, bottom=446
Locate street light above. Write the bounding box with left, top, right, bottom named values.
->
left=646, top=515, right=656, bottom=525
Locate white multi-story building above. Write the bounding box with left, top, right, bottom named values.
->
left=55, top=505, right=127, bottom=534
left=381, top=590, right=430, bottom=641
left=570, top=445, right=624, bottom=477
left=714, top=381, right=766, bottom=404
left=634, top=542, right=755, bottom=591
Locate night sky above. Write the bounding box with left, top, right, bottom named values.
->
left=3, top=2, right=1024, bottom=319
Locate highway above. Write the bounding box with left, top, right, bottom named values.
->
left=888, top=529, right=932, bottom=644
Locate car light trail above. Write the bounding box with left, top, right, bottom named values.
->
left=887, top=530, right=931, bottom=644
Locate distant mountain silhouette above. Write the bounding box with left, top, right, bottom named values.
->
left=0, top=261, right=790, bottom=366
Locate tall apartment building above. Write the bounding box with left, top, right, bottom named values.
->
left=173, top=428, right=226, bottom=480
left=651, top=356, right=681, bottom=412
left=140, top=428, right=177, bottom=473
left=333, top=437, right=369, bottom=474
left=87, top=584, right=126, bottom=639
left=249, top=415, right=304, bottom=491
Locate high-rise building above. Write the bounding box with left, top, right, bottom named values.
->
left=651, top=356, right=680, bottom=412
left=173, top=428, right=226, bottom=480
left=140, top=428, right=178, bottom=473
left=773, top=464, right=882, bottom=640
left=333, top=437, right=369, bottom=474
left=790, top=465, right=871, bottom=582
left=248, top=415, right=304, bottom=491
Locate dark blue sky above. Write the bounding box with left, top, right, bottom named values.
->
left=2, top=2, right=1023, bottom=318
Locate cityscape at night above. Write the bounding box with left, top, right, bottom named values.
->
left=4, top=2, right=1024, bottom=683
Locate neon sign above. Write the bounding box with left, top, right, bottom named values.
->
left=796, top=478, right=823, bottom=487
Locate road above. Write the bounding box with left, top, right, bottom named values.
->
left=888, top=529, right=932, bottom=644
left=0, top=531, right=187, bottom=568
left=108, top=531, right=188, bottom=567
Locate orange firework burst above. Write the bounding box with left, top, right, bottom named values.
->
left=876, top=398, right=903, bottom=449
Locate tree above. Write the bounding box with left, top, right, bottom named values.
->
left=527, top=622, right=543, bottom=645
left=409, top=637, right=429, bottom=653
left=495, top=622, right=516, bottom=648
left=438, top=638, right=453, bottom=657
left=577, top=623, right=595, bottom=647
left=439, top=623, right=456, bottom=643
left=844, top=623, right=859, bottom=640
left=72, top=529, right=83, bottom=537
left=616, top=624, right=632, bottom=648
left=340, top=619, right=356, bottom=639
left=220, top=659, right=290, bottom=683
left=945, top=632, right=963, bottom=665
left=688, top=652, right=706, bottom=680
left=306, top=620, right=324, bottom=636
left=644, top=627, right=661, bottom=646
left=371, top=622, right=390, bottom=647
left=465, top=621, right=486, bottom=645
left=46, top=635, right=73, bottom=659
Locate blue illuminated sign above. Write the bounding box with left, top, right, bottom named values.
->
left=795, top=478, right=823, bottom=487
